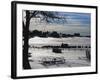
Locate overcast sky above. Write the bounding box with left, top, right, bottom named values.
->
left=23, top=10, right=91, bottom=36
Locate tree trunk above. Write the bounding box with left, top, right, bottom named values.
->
left=23, top=11, right=31, bottom=69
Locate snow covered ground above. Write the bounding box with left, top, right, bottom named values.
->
left=28, top=37, right=91, bottom=69
left=29, top=36, right=90, bottom=47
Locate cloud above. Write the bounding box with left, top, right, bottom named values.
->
left=28, top=11, right=90, bottom=36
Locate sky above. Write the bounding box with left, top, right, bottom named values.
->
left=23, top=10, right=91, bottom=36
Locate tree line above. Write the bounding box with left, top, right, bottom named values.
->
left=28, top=30, right=90, bottom=38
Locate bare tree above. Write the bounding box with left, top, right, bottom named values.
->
left=23, top=10, right=66, bottom=69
